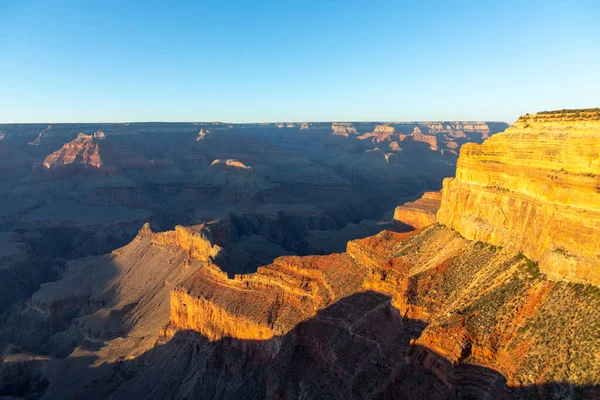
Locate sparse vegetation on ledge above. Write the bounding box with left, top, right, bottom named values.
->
left=519, top=108, right=600, bottom=121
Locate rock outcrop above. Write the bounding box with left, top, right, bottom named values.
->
left=394, top=191, right=442, bottom=229
left=358, top=124, right=396, bottom=143
left=410, top=127, right=439, bottom=151
left=167, top=252, right=367, bottom=341
left=150, top=223, right=230, bottom=262
left=331, top=123, right=358, bottom=136
left=419, top=121, right=497, bottom=139
left=3, top=216, right=600, bottom=398
left=43, top=133, right=103, bottom=169
left=437, top=109, right=600, bottom=286
left=159, top=223, right=600, bottom=398
left=196, top=128, right=210, bottom=141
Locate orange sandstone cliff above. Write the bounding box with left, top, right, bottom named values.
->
left=163, top=224, right=600, bottom=398
left=393, top=191, right=442, bottom=229
left=437, top=109, right=600, bottom=286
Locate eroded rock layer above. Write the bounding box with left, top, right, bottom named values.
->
left=42, top=133, right=103, bottom=169
left=437, top=110, right=600, bottom=286
left=162, top=225, right=600, bottom=399
left=167, top=252, right=367, bottom=341
left=394, top=191, right=442, bottom=229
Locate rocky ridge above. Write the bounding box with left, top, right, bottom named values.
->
left=158, top=223, right=600, bottom=398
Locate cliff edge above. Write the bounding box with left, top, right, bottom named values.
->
left=437, top=109, right=600, bottom=285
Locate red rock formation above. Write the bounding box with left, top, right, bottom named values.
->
left=410, top=127, right=439, bottom=151
left=393, top=191, right=442, bottom=230
left=158, top=112, right=600, bottom=395
left=43, top=133, right=103, bottom=169
left=151, top=224, right=227, bottom=262
left=358, top=124, right=397, bottom=143
left=160, top=222, right=600, bottom=397
left=331, top=122, right=358, bottom=136
left=167, top=251, right=367, bottom=341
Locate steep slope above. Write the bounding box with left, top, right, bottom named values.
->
left=437, top=109, right=600, bottom=286
left=358, top=124, right=397, bottom=143
left=99, top=224, right=600, bottom=400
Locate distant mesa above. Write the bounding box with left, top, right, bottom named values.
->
left=358, top=124, right=396, bottom=143
left=188, top=158, right=280, bottom=202
left=43, top=133, right=103, bottom=169
left=446, top=141, right=459, bottom=149
left=422, top=121, right=492, bottom=139
left=275, top=123, right=298, bottom=128
left=409, top=126, right=438, bottom=151
left=331, top=122, right=358, bottom=136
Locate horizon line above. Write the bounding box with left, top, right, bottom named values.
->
left=0, top=119, right=513, bottom=125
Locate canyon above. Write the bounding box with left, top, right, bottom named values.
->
left=1, top=112, right=599, bottom=399
left=0, top=120, right=503, bottom=315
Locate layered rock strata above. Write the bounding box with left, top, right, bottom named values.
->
left=437, top=110, right=600, bottom=286
left=43, top=133, right=103, bottom=169
left=410, top=127, right=439, bottom=151
left=393, top=191, right=442, bottom=229
left=358, top=124, right=396, bottom=143
left=167, top=252, right=367, bottom=341
left=163, top=224, right=600, bottom=398
left=331, top=123, right=359, bottom=136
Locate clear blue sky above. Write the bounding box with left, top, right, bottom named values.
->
left=1, top=0, right=599, bottom=123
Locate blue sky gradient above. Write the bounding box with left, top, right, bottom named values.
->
left=1, top=0, right=599, bottom=123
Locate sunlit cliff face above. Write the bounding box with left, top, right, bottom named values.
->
left=438, top=110, right=600, bottom=286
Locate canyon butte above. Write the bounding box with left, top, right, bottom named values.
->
left=0, top=110, right=599, bottom=399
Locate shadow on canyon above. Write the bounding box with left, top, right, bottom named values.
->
left=5, top=291, right=598, bottom=399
